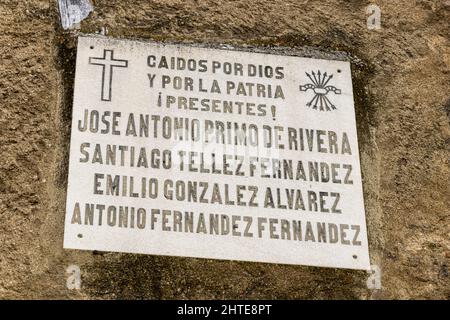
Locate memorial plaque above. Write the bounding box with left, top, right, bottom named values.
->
left=64, top=35, right=371, bottom=270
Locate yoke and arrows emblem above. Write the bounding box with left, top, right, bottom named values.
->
left=299, top=70, right=342, bottom=111
left=89, top=49, right=128, bottom=102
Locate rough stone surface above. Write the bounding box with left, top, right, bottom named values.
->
left=0, top=0, right=448, bottom=299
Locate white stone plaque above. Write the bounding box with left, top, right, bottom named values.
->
left=64, top=35, right=371, bottom=270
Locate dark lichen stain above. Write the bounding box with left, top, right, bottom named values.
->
left=82, top=254, right=163, bottom=299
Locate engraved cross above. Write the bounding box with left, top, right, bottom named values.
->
left=89, top=49, right=128, bottom=102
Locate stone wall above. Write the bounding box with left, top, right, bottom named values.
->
left=0, top=0, right=448, bottom=299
